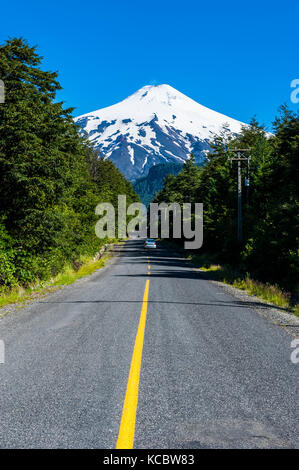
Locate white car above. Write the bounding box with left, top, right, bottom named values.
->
left=144, top=238, right=157, bottom=249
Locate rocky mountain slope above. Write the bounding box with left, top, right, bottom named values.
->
left=75, top=84, right=245, bottom=180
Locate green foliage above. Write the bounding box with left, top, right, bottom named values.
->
left=153, top=156, right=203, bottom=204
left=190, top=252, right=296, bottom=314
left=0, top=38, right=139, bottom=290
left=0, top=219, right=17, bottom=289
left=133, top=162, right=183, bottom=206
left=154, top=112, right=299, bottom=292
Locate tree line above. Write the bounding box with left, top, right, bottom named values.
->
left=0, top=38, right=139, bottom=290
left=133, top=162, right=184, bottom=207
left=153, top=110, right=298, bottom=292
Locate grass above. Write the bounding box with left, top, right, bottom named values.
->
left=51, top=254, right=108, bottom=287
left=0, top=251, right=112, bottom=310
left=189, top=253, right=299, bottom=317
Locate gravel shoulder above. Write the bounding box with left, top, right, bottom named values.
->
left=206, top=276, right=299, bottom=338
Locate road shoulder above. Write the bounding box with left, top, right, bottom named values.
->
left=0, top=242, right=124, bottom=322
left=207, top=276, right=299, bottom=338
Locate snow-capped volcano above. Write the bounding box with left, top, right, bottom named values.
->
left=75, top=84, right=245, bottom=180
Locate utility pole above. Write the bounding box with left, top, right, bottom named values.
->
left=228, top=149, right=251, bottom=245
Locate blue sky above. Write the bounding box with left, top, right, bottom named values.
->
left=1, top=0, right=298, bottom=129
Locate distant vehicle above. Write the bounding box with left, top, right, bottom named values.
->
left=144, top=238, right=157, bottom=249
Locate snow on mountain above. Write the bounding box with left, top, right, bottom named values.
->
left=74, top=84, right=246, bottom=181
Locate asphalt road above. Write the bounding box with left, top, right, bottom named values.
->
left=0, top=240, right=298, bottom=449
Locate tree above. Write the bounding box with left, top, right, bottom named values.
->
left=0, top=38, right=139, bottom=287
left=153, top=111, right=299, bottom=291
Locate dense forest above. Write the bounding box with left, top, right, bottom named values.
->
left=133, top=162, right=183, bottom=207
left=153, top=111, right=299, bottom=292
left=1, top=38, right=297, bottom=298
left=0, top=38, right=139, bottom=291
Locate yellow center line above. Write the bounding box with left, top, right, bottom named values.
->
left=147, top=255, right=151, bottom=272
left=116, top=279, right=150, bottom=449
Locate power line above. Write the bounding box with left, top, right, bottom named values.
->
left=228, top=148, right=251, bottom=245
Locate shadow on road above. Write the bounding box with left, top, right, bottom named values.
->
left=111, top=240, right=291, bottom=313
left=38, top=298, right=291, bottom=313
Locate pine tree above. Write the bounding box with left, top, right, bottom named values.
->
left=0, top=38, right=139, bottom=287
